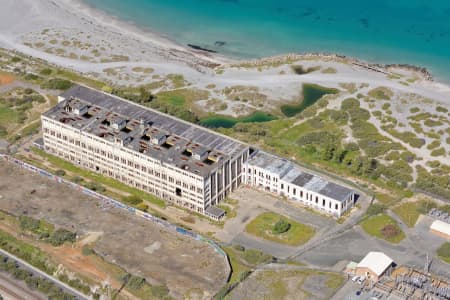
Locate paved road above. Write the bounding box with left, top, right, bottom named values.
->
left=0, top=248, right=89, bottom=300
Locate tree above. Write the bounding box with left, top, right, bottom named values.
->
left=272, top=219, right=290, bottom=234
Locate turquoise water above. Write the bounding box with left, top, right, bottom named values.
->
left=83, top=0, right=450, bottom=81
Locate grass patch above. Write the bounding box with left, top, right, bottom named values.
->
left=437, top=243, right=450, bottom=264
left=361, top=214, right=405, bottom=243
left=245, top=212, right=315, bottom=246
left=392, top=202, right=421, bottom=227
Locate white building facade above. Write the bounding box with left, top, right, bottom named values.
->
left=244, top=151, right=355, bottom=217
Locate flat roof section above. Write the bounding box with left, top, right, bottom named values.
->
left=205, top=206, right=225, bottom=219
left=357, top=252, right=394, bottom=276
left=247, top=151, right=293, bottom=178
left=247, top=151, right=355, bottom=202
left=58, top=85, right=247, bottom=157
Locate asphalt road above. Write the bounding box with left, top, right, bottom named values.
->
left=0, top=248, right=89, bottom=300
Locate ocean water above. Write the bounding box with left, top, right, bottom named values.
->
left=83, top=0, right=450, bottom=81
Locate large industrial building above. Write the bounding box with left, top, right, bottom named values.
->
left=41, top=85, right=356, bottom=219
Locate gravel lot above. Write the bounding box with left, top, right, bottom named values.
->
left=0, top=160, right=228, bottom=300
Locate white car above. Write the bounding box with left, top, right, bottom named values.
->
left=357, top=276, right=366, bottom=284
left=351, top=275, right=360, bottom=282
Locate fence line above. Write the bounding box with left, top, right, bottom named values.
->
left=0, top=154, right=227, bottom=258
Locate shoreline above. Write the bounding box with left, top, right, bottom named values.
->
left=0, top=0, right=447, bottom=88
left=67, top=0, right=439, bottom=83
left=60, top=0, right=234, bottom=66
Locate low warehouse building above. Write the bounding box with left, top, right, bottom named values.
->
left=356, top=252, right=394, bottom=282
left=430, top=220, right=450, bottom=239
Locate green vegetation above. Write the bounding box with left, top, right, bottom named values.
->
left=0, top=253, right=77, bottom=299
left=245, top=212, right=315, bottom=246
left=431, top=147, right=446, bottom=157
left=410, top=107, right=420, bottom=114
left=361, top=214, right=405, bottom=243
left=424, top=119, right=443, bottom=127
left=321, top=67, right=337, bottom=74
left=393, top=199, right=437, bottom=227
left=368, top=87, right=393, bottom=100
left=0, top=87, right=47, bottom=139
left=40, top=78, right=73, bottom=90
left=416, top=165, right=450, bottom=198
left=19, top=215, right=76, bottom=246
left=200, top=111, right=277, bottom=128
left=119, top=274, right=173, bottom=300
left=366, top=203, right=386, bottom=216
left=272, top=219, right=290, bottom=234
left=437, top=243, right=450, bottom=264
left=291, top=65, right=321, bottom=75
left=384, top=128, right=425, bottom=148
left=393, top=202, right=421, bottom=227
left=281, top=83, right=338, bottom=117
left=30, top=147, right=167, bottom=208
left=436, top=106, right=448, bottom=113
left=222, top=246, right=251, bottom=285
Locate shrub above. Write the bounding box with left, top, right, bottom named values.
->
left=71, top=176, right=83, bottom=184
left=368, top=87, right=393, bottom=100
left=49, top=228, right=76, bottom=246
left=19, top=216, right=40, bottom=232
left=24, top=73, right=40, bottom=81
left=291, top=65, right=320, bottom=75
left=83, top=182, right=106, bottom=192
left=122, top=195, right=142, bottom=205
left=436, top=106, right=448, bottom=113
left=272, top=219, right=290, bottom=234
left=136, top=202, right=148, bottom=211
left=151, top=285, right=170, bottom=299
left=126, top=275, right=146, bottom=290
left=55, top=169, right=66, bottom=176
